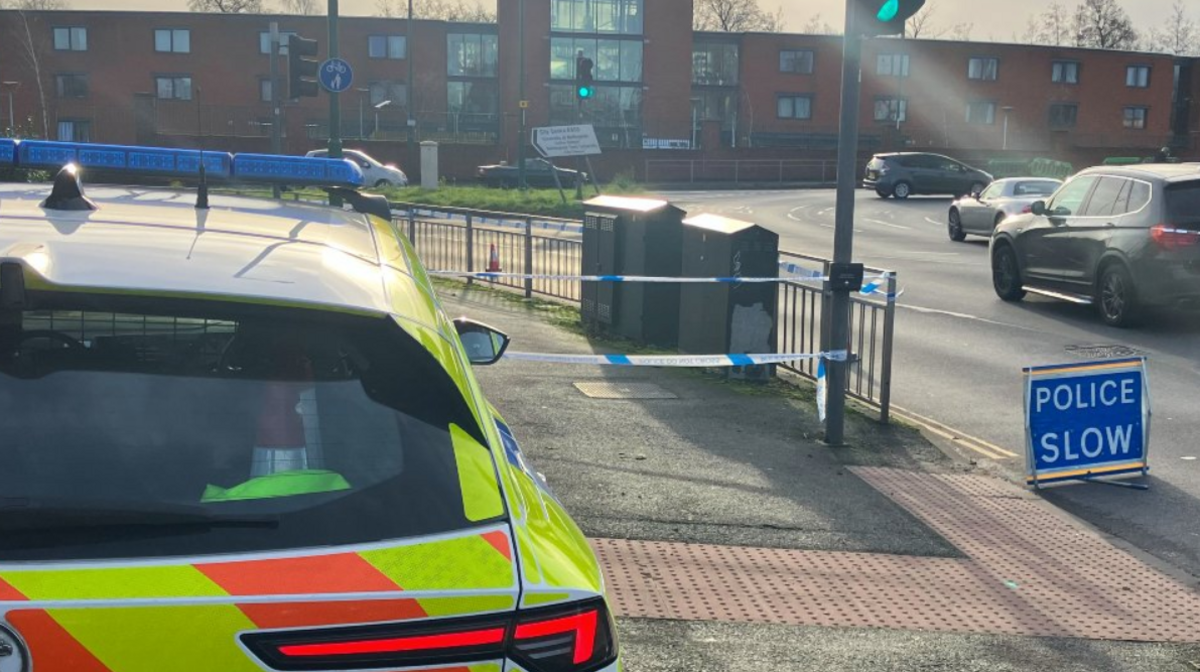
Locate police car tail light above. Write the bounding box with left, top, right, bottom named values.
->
left=1151, top=224, right=1200, bottom=250
left=241, top=617, right=509, bottom=670
left=510, top=600, right=616, bottom=672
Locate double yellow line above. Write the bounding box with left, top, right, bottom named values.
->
left=893, top=407, right=1020, bottom=461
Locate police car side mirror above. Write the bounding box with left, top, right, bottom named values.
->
left=454, top=318, right=510, bottom=366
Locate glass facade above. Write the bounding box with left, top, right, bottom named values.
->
left=552, top=0, right=643, bottom=34
left=448, top=33, right=499, bottom=77
left=551, top=37, right=642, bottom=82
left=693, top=42, right=738, bottom=86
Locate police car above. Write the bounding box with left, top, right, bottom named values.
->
left=0, top=139, right=619, bottom=672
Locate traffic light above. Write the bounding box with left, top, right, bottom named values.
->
left=576, top=56, right=594, bottom=101
left=858, top=0, right=926, bottom=36
left=287, top=35, right=320, bottom=99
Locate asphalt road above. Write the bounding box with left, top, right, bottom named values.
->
left=665, top=188, right=1200, bottom=581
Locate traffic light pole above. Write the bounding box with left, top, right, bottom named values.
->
left=269, top=22, right=282, bottom=199
left=327, top=0, right=342, bottom=207
left=516, top=0, right=526, bottom=191
left=825, top=1, right=864, bottom=447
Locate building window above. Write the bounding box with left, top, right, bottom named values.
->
left=53, top=27, right=88, bottom=52
left=448, top=80, right=498, bottom=118
left=1049, top=103, right=1078, bottom=128
left=874, top=97, right=907, bottom=123
left=259, top=78, right=273, bottom=102
left=550, top=37, right=642, bottom=82
left=692, top=42, right=739, bottom=86
left=1052, top=61, right=1078, bottom=84
left=155, top=75, right=193, bottom=101
left=368, top=81, right=408, bottom=107
left=57, top=119, right=91, bottom=142
left=368, top=35, right=406, bottom=59
left=966, top=101, right=996, bottom=124
left=779, top=50, right=815, bottom=75
left=968, top=57, right=998, bottom=81
left=777, top=95, right=813, bottom=120
left=1123, top=106, right=1148, bottom=129
left=55, top=73, right=89, bottom=99
left=1126, top=65, right=1150, bottom=88
left=693, top=91, right=736, bottom=130
left=876, top=54, right=909, bottom=78
left=259, top=32, right=298, bottom=55
left=155, top=29, right=191, bottom=53
left=551, top=0, right=643, bottom=34
left=448, top=33, right=498, bottom=77
left=549, top=84, right=641, bottom=132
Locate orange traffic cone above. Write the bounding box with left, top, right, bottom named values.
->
left=487, top=243, right=502, bottom=273
left=250, top=381, right=310, bottom=478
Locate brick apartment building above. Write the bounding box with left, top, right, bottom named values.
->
left=0, top=3, right=1198, bottom=181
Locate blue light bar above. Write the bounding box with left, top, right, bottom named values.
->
left=0, top=139, right=15, bottom=166
left=15, top=141, right=233, bottom=178
left=231, top=154, right=364, bottom=188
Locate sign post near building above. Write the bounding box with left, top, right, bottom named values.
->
left=532, top=124, right=602, bottom=203
left=1024, top=358, right=1151, bottom=489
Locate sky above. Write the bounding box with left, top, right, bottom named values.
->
left=54, top=1, right=1182, bottom=43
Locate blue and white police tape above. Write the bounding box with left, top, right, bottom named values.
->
left=428, top=270, right=828, bottom=284
left=502, top=350, right=848, bottom=367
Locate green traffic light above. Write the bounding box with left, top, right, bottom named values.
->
left=877, top=0, right=900, bottom=20
left=578, top=86, right=593, bottom=99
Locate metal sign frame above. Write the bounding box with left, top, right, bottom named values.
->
left=1023, top=357, right=1151, bottom=490
left=531, top=124, right=602, bottom=158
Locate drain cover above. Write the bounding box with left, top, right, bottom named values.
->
left=1065, top=344, right=1141, bottom=360
left=573, top=381, right=678, bottom=400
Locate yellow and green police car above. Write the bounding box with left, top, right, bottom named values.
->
left=0, top=140, right=619, bottom=672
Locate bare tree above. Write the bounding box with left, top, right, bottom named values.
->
left=1147, top=0, right=1195, bottom=55
left=1, top=0, right=70, bottom=8
left=802, top=12, right=837, bottom=35
left=693, top=0, right=784, bottom=33
left=1072, top=0, right=1137, bottom=50
left=9, top=11, right=51, bottom=138
left=948, top=22, right=974, bottom=41
left=377, top=0, right=495, bottom=22
left=1021, top=2, right=1072, bottom=46
left=187, top=0, right=266, bottom=12
left=906, top=1, right=944, bottom=38
left=279, top=0, right=318, bottom=14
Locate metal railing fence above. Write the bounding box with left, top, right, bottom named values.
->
left=645, top=159, right=841, bottom=186
left=394, top=204, right=894, bottom=419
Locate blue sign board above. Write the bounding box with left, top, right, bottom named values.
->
left=319, top=58, right=353, bottom=93
left=1024, top=358, right=1150, bottom=488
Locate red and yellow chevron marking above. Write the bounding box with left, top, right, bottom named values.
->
left=0, top=530, right=518, bottom=672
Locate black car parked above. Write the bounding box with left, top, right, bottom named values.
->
left=864, top=153, right=992, bottom=200
left=991, top=164, right=1200, bottom=327
left=477, top=158, right=586, bottom=188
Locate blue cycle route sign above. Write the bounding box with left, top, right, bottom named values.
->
left=1024, top=357, right=1151, bottom=488
left=319, top=58, right=353, bottom=93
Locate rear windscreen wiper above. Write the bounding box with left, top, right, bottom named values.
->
left=0, top=497, right=279, bottom=531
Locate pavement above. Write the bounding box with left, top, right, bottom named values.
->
left=665, top=189, right=1200, bottom=582
left=438, top=282, right=1200, bottom=672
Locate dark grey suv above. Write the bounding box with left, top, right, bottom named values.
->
left=991, top=164, right=1200, bottom=327
left=864, top=153, right=992, bottom=200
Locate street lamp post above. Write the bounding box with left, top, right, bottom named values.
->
left=374, top=99, right=392, bottom=138
left=356, top=87, right=369, bottom=139
left=1002, top=106, right=1015, bottom=151
left=406, top=0, right=414, bottom=147
left=1, top=82, right=19, bottom=135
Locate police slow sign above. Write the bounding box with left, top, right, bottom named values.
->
left=1024, top=358, right=1151, bottom=488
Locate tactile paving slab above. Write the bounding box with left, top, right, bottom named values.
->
left=592, top=468, right=1200, bottom=642
left=574, top=381, right=678, bottom=400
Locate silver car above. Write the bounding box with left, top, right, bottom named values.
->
left=947, top=177, right=1062, bottom=241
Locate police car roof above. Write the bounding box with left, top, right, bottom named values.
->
left=0, top=182, right=439, bottom=325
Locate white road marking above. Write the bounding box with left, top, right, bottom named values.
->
left=866, top=218, right=911, bottom=230
left=925, top=217, right=944, bottom=226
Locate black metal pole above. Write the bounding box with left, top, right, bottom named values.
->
left=825, top=3, right=864, bottom=446
left=328, top=0, right=342, bottom=207
left=270, top=21, right=282, bottom=198
left=517, top=0, right=527, bottom=191
left=407, top=0, right=414, bottom=148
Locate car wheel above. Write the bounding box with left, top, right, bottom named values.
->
left=892, top=181, right=912, bottom=200
left=992, top=243, right=1026, bottom=302
left=875, top=189, right=890, bottom=199
left=948, top=209, right=966, bottom=242
left=1098, top=263, right=1141, bottom=328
